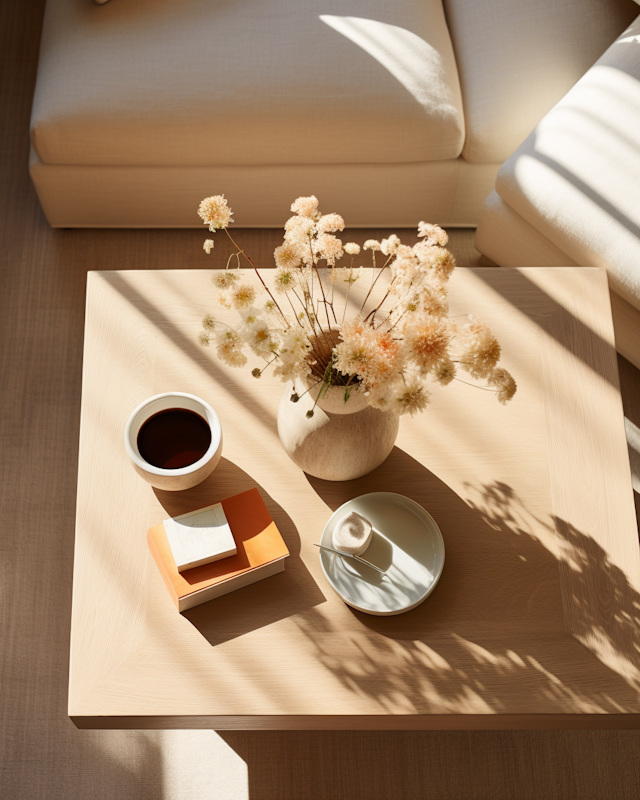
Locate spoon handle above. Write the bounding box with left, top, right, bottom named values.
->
left=314, top=543, right=386, bottom=574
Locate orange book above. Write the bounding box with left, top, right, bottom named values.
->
left=147, top=488, right=289, bottom=612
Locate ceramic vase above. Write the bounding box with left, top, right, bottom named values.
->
left=277, top=377, right=399, bottom=481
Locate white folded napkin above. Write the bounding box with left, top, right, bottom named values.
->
left=333, top=511, right=373, bottom=555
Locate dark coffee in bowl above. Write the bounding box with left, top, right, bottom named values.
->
left=137, top=408, right=212, bottom=469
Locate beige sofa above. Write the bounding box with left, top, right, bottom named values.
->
left=475, top=11, right=640, bottom=370
left=29, top=0, right=637, bottom=228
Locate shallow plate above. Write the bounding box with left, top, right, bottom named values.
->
left=319, top=492, right=445, bottom=616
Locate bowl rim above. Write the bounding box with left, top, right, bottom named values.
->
left=124, top=392, right=221, bottom=477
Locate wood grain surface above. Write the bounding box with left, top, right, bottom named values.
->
left=4, top=2, right=640, bottom=795
left=69, top=267, right=640, bottom=728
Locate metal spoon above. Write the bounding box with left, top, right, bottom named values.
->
left=314, top=543, right=386, bottom=574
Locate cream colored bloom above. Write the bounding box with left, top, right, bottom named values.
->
left=329, top=266, right=365, bottom=285
left=363, top=240, right=381, bottom=251
left=405, top=318, right=451, bottom=375
left=459, top=316, right=501, bottom=379
left=381, top=234, right=401, bottom=256
left=313, top=233, right=344, bottom=266
left=344, top=242, right=361, bottom=256
left=434, top=359, right=456, bottom=386
left=203, top=239, right=215, bottom=254
left=334, top=320, right=376, bottom=378
left=395, top=379, right=430, bottom=416
left=390, top=256, right=419, bottom=291
left=197, top=195, right=233, bottom=230
left=241, top=319, right=274, bottom=357
left=417, top=222, right=448, bottom=247
left=402, top=282, right=449, bottom=318
left=284, top=216, right=316, bottom=256
left=199, top=331, right=211, bottom=346
left=334, top=322, right=402, bottom=391
left=489, top=367, right=517, bottom=404
left=273, top=329, right=313, bottom=382
left=290, top=196, right=320, bottom=218
left=202, top=313, right=216, bottom=331
left=316, top=213, right=345, bottom=234
left=212, top=270, right=239, bottom=290
left=413, top=242, right=456, bottom=281
left=215, top=330, right=247, bottom=367
left=230, top=282, right=257, bottom=309
left=273, top=266, right=297, bottom=293
left=274, top=240, right=303, bottom=270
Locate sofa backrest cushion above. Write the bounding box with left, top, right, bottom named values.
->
left=494, top=13, right=640, bottom=311
left=443, top=0, right=639, bottom=163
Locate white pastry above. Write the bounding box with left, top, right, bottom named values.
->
left=333, top=511, right=373, bottom=555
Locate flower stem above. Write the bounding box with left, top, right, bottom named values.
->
left=224, top=228, right=290, bottom=327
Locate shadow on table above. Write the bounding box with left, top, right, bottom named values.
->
left=154, top=457, right=326, bottom=647
left=303, top=447, right=640, bottom=715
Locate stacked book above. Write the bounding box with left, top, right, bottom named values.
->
left=147, top=487, right=289, bottom=612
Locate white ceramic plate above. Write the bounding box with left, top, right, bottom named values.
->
left=319, top=492, right=445, bottom=616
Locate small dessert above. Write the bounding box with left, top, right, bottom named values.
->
left=332, top=511, right=373, bottom=555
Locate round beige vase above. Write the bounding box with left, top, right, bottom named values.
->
left=277, top=377, right=399, bottom=481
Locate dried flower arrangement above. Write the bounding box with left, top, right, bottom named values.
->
left=198, top=194, right=516, bottom=416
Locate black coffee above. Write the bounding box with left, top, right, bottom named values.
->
left=137, top=408, right=212, bottom=469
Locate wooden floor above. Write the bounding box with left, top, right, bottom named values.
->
left=1, top=2, right=640, bottom=798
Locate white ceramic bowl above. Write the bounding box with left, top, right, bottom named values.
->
left=124, top=392, right=222, bottom=491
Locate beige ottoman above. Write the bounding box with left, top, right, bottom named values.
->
left=475, top=13, right=640, bottom=370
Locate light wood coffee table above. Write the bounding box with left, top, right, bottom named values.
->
left=70, top=267, right=640, bottom=729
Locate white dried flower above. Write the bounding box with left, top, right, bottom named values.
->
left=199, top=331, right=211, bottom=346
left=395, top=380, right=430, bottom=416
left=434, top=359, right=456, bottom=386
left=273, top=267, right=297, bottom=293
left=313, top=233, right=344, bottom=266
left=202, top=313, right=216, bottom=331
left=390, top=256, right=419, bottom=291
left=241, top=318, right=274, bottom=357
left=285, top=215, right=315, bottom=237
left=363, top=240, right=382, bottom=251
left=212, top=270, right=239, bottom=290
left=381, top=234, right=401, bottom=256
left=216, top=291, right=231, bottom=308
left=459, top=316, right=501, bottom=379
left=263, top=299, right=277, bottom=315
left=197, top=195, right=233, bottom=230
left=488, top=367, right=517, bottom=404
left=329, top=266, right=365, bottom=285
left=215, top=330, right=247, bottom=367
left=203, top=239, right=215, bottom=254
left=405, top=318, right=451, bottom=375
left=344, top=242, right=361, bottom=256
left=274, top=240, right=303, bottom=270
left=273, top=329, right=313, bottom=382
left=414, top=242, right=456, bottom=281
left=316, top=213, right=345, bottom=234
left=230, top=282, right=257, bottom=309
left=402, top=282, right=449, bottom=318
left=417, top=222, right=448, bottom=247
left=290, top=196, right=320, bottom=218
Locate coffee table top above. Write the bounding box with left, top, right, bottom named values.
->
left=70, top=267, right=640, bottom=729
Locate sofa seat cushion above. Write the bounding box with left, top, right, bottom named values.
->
left=492, top=14, right=640, bottom=313
left=443, top=0, right=638, bottom=163
left=30, top=0, right=464, bottom=168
